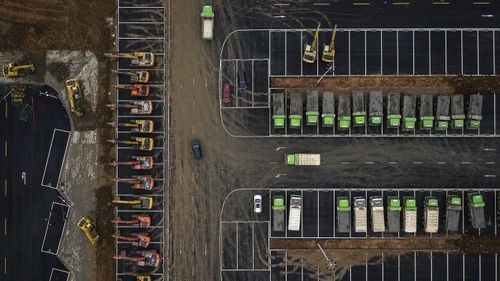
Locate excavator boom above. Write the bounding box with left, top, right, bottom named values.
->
left=112, top=215, right=151, bottom=228
left=1, top=63, right=35, bottom=77
left=112, top=70, right=150, bottom=83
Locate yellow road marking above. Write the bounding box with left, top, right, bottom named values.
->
left=473, top=1, right=489, bottom=4
left=4, top=141, right=6, bottom=157
left=433, top=1, right=450, bottom=4
left=353, top=2, right=371, bottom=5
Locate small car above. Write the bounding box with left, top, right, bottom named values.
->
left=238, top=70, right=247, bottom=90
left=223, top=83, right=232, bottom=104
left=191, top=139, right=202, bottom=160
left=254, top=195, right=262, bottom=213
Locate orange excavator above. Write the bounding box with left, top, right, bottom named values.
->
left=114, top=84, right=150, bottom=97
left=112, top=70, right=150, bottom=83
left=113, top=176, right=154, bottom=190
left=112, top=232, right=151, bottom=248
left=108, top=137, right=154, bottom=151
left=107, top=101, right=153, bottom=115
left=111, top=156, right=154, bottom=170
left=112, top=215, right=152, bottom=228
left=108, top=120, right=154, bottom=133
left=114, top=251, right=160, bottom=268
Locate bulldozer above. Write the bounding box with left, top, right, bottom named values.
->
left=114, top=84, right=150, bottom=97
left=105, top=52, right=155, bottom=67
left=303, top=24, right=321, bottom=64
left=112, top=70, right=150, bottom=83
left=322, top=25, right=337, bottom=63
left=108, top=137, right=154, bottom=151
left=113, top=196, right=154, bottom=210
left=65, top=78, right=84, bottom=117
left=111, top=156, right=154, bottom=170
left=114, top=250, right=160, bottom=267
left=112, top=232, right=151, bottom=248
left=112, top=215, right=152, bottom=228
left=107, top=101, right=153, bottom=115
left=1, top=63, right=35, bottom=77
left=113, top=176, right=154, bottom=190
left=108, top=120, right=154, bottom=133
left=77, top=216, right=99, bottom=245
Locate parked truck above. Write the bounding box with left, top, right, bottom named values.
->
left=468, top=192, right=486, bottom=229
left=272, top=195, right=285, bottom=232
left=446, top=195, right=462, bottom=232
left=424, top=197, right=439, bottom=233
left=403, top=197, right=417, bottom=233
left=289, top=93, right=303, bottom=129
left=402, top=95, right=417, bottom=131
left=306, top=90, right=319, bottom=125
left=285, top=153, right=320, bottom=166
left=338, top=95, right=351, bottom=130
left=353, top=197, right=367, bottom=233
left=435, top=95, right=451, bottom=130
left=467, top=94, right=483, bottom=129
left=272, top=93, right=285, bottom=129
left=288, top=195, right=302, bottom=231
left=387, top=93, right=401, bottom=128
left=451, top=94, right=465, bottom=129
left=201, top=5, right=214, bottom=40
left=337, top=196, right=351, bottom=233
left=419, top=95, right=434, bottom=129
left=352, top=91, right=366, bottom=127
left=370, top=196, right=385, bottom=233
left=387, top=197, right=401, bottom=233
left=322, top=91, right=335, bottom=127
left=369, top=91, right=383, bottom=126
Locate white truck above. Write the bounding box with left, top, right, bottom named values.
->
left=201, top=5, right=214, bottom=40
left=424, top=197, right=439, bottom=233
left=285, top=154, right=321, bottom=166
left=370, top=196, right=385, bottom=233
left=353, top=197, right=367, bottom=233
left=403, top=197, right=417, bottom=233
left=288, top=195, right=302, bottom=231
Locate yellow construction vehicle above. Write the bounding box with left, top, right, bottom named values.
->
left=104, top=52, right=155, bottom=67
left=112, top=70, right=150, bottom=83
left=77, top=216, right=99, bottom=245
left=136, top=276, right=151, bottom=281
left=108, top=120, right=154, bottom=133
left=65, top=78, right=84, bottom=117
left=108, top=137, right=154, bottom=151
left=303, top=24, right=321, bottom=64
left=113, top=196, right=154, bottom=210
left=1, top=63, right=35, bottom=77
left=322, top=25, right=337, bottom=63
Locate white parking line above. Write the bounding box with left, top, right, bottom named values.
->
left=49, top=268, right=70, bottom=281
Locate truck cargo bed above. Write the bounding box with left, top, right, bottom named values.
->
left=387, top=93, right=401, bottom=115
left=272, top=93, right=285, bottom=115
left=290, top=93, right=303, bottom=115
left=369, top=91, right=383, bottom=116
left=468, top=94, right=483, bottom=116
left=338, top=95, right=351, bottom=117
left=387, top=211, right=400, bottom=233
left=322, top=92, right=335, bottom=114
left=403, top=95, right=416, bottom=118
left=420, top=95, right=433, bottom=116
left=352, top=91, right=365, bottom=113
left=337, top=212, right=351, bottom=233
left=307, top=90, right=318, bottom=112
left=451, top=95, right=464, bottom=115
left=436, top=96, right=450, bottom=119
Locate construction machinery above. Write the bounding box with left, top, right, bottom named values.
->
left=272, top=195, right=285, bottom=232
left=108, top=120, right=154, bottom=133
left=467, top=94, right=483, bottom=129
left=285, top=153, right=321, bottom=166
left=402, top=95, right=417, bottom=131
left=370, top=196, right=385, bottom=233
left=468, top=192, right=486, bottom=229
left=112, top=232, right=151, bottom=248
left=403, top=197, right=417, bottom=233
left=136, top=276, right=151, bottom=281
left=288, top=195, right=302, bottom=231
left=306, top=90, right=319, bottom=125
left=451, top=94, right=465, bottom=129
left=353, top=197, right=367, bottom=233
left=321, top=91, right=335, bottom=127
left=352, top=91, right=366, bottom=127
left=112, top=215, right=152, bottom=228
left=65, top=78, right=84, bottom=117
left=107, top=101, right=153, bottom=115
left=201, top=5, right=214, bottom=40
left=289, top=93, right=303, bottom=129
left=369, top=91, right=383, bottom=126
left=108, top=137, right=154, bottom=151
left=113, top=196, right=154, bottom=210
left=446, top=195, right=462, bottom=232
left=115, top=84, right=150, bottom=97
left=111, top=156, right=154, bottom=170
left=1, top=63, right=35, bottom=77
left=104, top=52, right=155, bottom=67
left=337, top=196, right=351, bottom=233
left=272, top=93, right=285, bottom=129
left=387, top=93, right=401, bottom=128
left=303, top=24, right=320, bottom=63
left=424, top=197, right=439, bottom=233
left=322, top=25, right=337, bottom=63
left=387, top=197, right=401, bottom=233
left=77, top=216, right=99, bottom=245
left=114, top=251, right=160, bottom=267
left=338, top=95, right=351, bottom=130
left=113, top=176, right=154, bottom=190
left=435, top=95, right=451, bottom=130
left=419, top=95, right=434, bottom=129
left=112, top=70, right=150, bottom=83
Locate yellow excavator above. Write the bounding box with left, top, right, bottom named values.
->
left=1, top=63, right=35, bottom=77
left=112, top=70, right=150, bottom=83
left=108, top=120, right=154, bottom=133
left=113, top=196, right=154, bottom=210
left=104, top=52, right=155, bottom=67
left=65, top=78, right=84, bottom=117
left=108, top=137, right=154, bottom=151
left=77, top=216, right=99, bottom=245
left=322, top=25, right=337, bottom=63
left=303, top=24, right=321, bottom=64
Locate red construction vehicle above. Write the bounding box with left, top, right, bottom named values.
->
left=107, top=101, right=153, bottom=115
left=114, top=251, right=160, bottom=267
left=113, top=176, right=154, bottom=190
left=111, top=156, right=154, bottom=170
left=112, top=232, right=151, bottom=248
left=112, top=215, right=152, bottom=228
left=108, top=120, right=154, bottom=133
left=114, top=84, right=150, bottom=97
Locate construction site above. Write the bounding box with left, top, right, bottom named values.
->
left=0, top=0, right=499, bottom=281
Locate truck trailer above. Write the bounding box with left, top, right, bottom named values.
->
left=337, top=196, right=351, bottom=233
left=468, top=193, right=486, bottom=229
left=352, top=91, right=366, bottom=127
left=403, top=197, right=417, bottom=233
left=387, top=197, right=401, bottom=233
left=419, top=95, right=434, bottom=129
left=402, top=95, right=417, bottom=131
left=451, top=95, right=465, bottom=129
left=272, top=93, right=285, bottom=129
left=285, top=154, right=321, bottom=166
left=387, top=93, right=401, bottom=128
left=306, top=90, right=319, bottom=125
left=272, top=196, right=285, bottom=232
left=322, top=91, right=335, bottom=127
left=446, top=195, right=462, bottom=232
left=201, top=5, right=214, bottom=40
left=369, top=91, right=383, bottom=126
left=424, top=197, right=439, bottom=233
left=353, top=197, right=367, bottom=233
left=289, top=93, right=303, bottom=129
left=338, top=95, right=351, bottom=130
left=288, top=196, right=302, bottom=231
left=370, top=196, right=385, bottom=233
left=467, top=94, right=483, bottom=129
left=435, top=95, right=451, bottom=130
